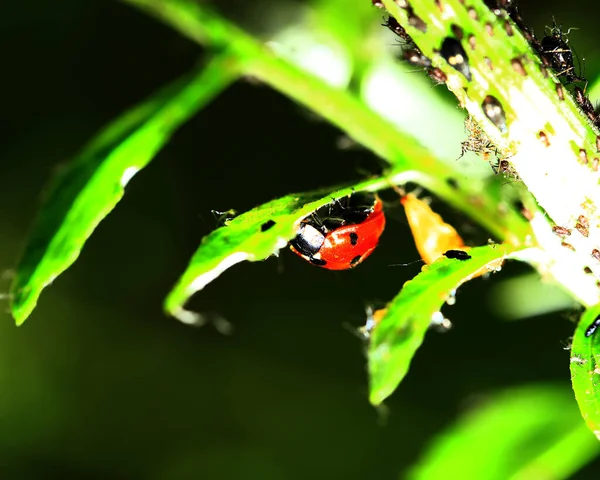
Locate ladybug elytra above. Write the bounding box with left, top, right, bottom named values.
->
left=290, top=193, right=386, bottom=270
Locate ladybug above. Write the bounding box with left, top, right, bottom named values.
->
left=290, top=193, right=386, bottom=270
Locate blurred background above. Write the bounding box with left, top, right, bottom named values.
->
left=2, top=0, right=600, bottom=478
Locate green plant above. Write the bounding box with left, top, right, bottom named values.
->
left=10, top=0, right=600, bottom=476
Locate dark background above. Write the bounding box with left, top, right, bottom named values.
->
left=1, top=0, right=599, bottom=478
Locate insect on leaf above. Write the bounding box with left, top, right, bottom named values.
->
left=570, top=303, right=600, bottom=440
left=369, top=243, right=522, bottom=405
left=163, top=179, right=394, bottom=324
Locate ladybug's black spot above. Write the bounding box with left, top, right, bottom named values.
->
left=585, top=314, right=600, bottom=337
left=350, top=255, right=362, bottom=266
left=310, top=258, right=327, bottom=266
left=443, top=249, right=472, bottom=260
left=349, top=232, right=359, bottom=246
left=482, top=95, right=507, bottom=133
left=261, top=220, right=276, bottom=232
left=440, top=37, right=471, bottom=81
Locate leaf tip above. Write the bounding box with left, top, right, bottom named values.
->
left=9, top=289, right=34, bottom=326
left=368, top=343, right=399, bottom=406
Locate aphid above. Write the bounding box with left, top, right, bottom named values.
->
left=483, top=0, right=503, bottom=16
left=585, top=314, right=600, bottom=337
left=485, top=23, right=494, bottom=37
left=459, top=116, right=498, bottom=160
left=359, top=306, right=388, bottom=339
left=579, top=148, right=589, bottom=165
left=556, top=83, right=564, bottom=101
left=440, top=37, right=472, bottom=81
left=261, top=220, right=276, bottom=232
left=403, top=50, right=432, bottom=68
left=511, top=58, right=527, bottom=76
left=562, top=241, right=575, bottom=251
left=407, top=5, right=427, bottom=32
left=408, top=14, right=427, bottom=32
left=211, top=209, right=238, bottom=227
left=488, top=0, right=542, bottom=52
left=540, top=21, right=583, bottom=84
left=428, top=67, right=448, bottom=84
left=576, top=215, right=590, bottom=237
left=451, top=24, right=465, bottom=40
left=593, top=158, right=599, bottom=172
left=372, top=0, right=384, bottom=7
left=592, top=249, right=600, bottom=261
left=468, top=8, right=479, bottom=21
left=570, top=355, right=587, bottom=364
left=539, top=131, right=550, bottom=147
left=383, top=16, right=411, bottom=41
left=446, top=178, right=460, bottom=190
left=482, top=95, right=507, bottom=133
left=468, top=35, right=476, bottom=51
left=492, top=159, right=518, bottom=179
left=552, top=225, right=571, bottom=236
left=573, top=86, right=597, bottom=123
left=443, top=249, right=472, bottom=260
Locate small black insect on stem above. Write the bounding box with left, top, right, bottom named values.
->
left=585, top=314, right=600, bottom=337
left=443, top=250, right=472, bottom=261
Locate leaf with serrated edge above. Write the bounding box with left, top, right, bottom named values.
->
left=369, top=243, right=522, bottom=405
left=10, top=55, right=239, bottom=325
left=570, top=303, right=600, bottom=440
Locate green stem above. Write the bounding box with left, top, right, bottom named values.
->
left=121, top=0, right=531, bottom=246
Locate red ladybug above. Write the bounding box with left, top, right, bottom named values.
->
left=290, top=193, right=386, bottom=270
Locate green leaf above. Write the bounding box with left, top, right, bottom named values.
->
left=10, top=54, right=240, bottom=325
left=368, top=243, right=522, bottom=405
left=406, top=385, right=600, bottom=480
left=570, top=303, right=600, bottom=440
left=164, top=175, right=404, bottom=323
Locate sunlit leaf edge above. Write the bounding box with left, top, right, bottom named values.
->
left=368, top=243, right=525, bottom=405
left=10, top=55, right=239, bottom=325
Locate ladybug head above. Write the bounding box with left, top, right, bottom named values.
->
left=290, top=223, right=325, bottom=257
